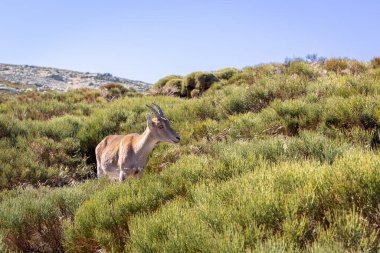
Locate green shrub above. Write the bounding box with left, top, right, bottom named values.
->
left=64, top=155, right=202, bottom=250
left=369, top=68, right=380, bottom=79
left=181, top=73, right=196, bottom=97
left=271, top=98, right=322, bottom=134
left=129, top=152, right=380, bottom=252
left=222, top=85, right=274, bottom=114
left=287, top=61, right=318, bottom=79
left=323, top=209, right=378, bottom=251
left=151, top=75, right=183, bottom=96
left=0, top=89, right=105, bottom=120
left=182, top=72, right=218, bottom=97
left=0, top=115, right=28, bottom=141
left=370, top=57, right=380, bottom=69
left=228, top=109, right=280, bottom=139
left=100, top=83, right=138, bottom=101
left=130, top=200, right=245, bottom=253
left=28, top=115, right=82, bottom=141
left=325, top=58, right=349, bottom=73
left=214, top=68, right=240, bottom=80
left=163, top=78, right=182, bottom=96
left=190, top=89, right=200, bottom=97
left=0, top=138, right=42, bottom=188
left=323, top=95, right=378, bottom=130
left=165, top=78, right=182, bottom=89
left=153, top=75, right=182, bottom=89
left=0, top=179, right=109, bottom=252
left=251, top=64, right=283, bottom=77
left=1, top=57, right=380, bottom=252
left=194, top=72, right=218, bottom=92
left=349, top=60, right=367, bottom=75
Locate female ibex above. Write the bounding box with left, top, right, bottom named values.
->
left=95, top=103, right=180, bottom=181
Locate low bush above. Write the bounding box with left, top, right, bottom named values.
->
left=0, top=179, right=110, bottom=252
left=63, top=156, right=212, bottom=252
left=153, top=75, right=182, bottom=89
left=222, top=85, right=274, bottom=114
left=369, top=68, right=380, bottom=79
left=163, top=78, right=182, bottom=96
left=182, top=72, right=218, bottom=97
left=128, top=152, right=380, bottom=252
left=325, top=58, right=349, bottom=74
left=349, top=60, right=367, bottom=75
left=190, top=88, right=200, bottom=97
left=323, top=95, right=378, bottom=130
left=1, top=57, right=380, bottom=252
left=150, top=75, right=183, bottom=96
left=271, top=98, right=322, bottom=134
left=370, top=57, right=380, bottom=69
left=100, top=83, right=138, bottom=101
left=214, top=68, right=240, bottom=80
left=287, top=61, right=318, bottom=79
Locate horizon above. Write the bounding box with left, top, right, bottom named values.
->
left=1, top=0, right=380, bottom=83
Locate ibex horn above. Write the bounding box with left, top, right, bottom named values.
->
left=146, top=104, right=161, bottom=118
left=153, top=103, right=164, bottom=116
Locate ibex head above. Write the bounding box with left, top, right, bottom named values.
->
left=146, top=103, right=180, bottom=143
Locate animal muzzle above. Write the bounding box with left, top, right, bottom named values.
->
left=167, top=129, right=180, bottom=143
left=169, top=133, right=180, bottom=143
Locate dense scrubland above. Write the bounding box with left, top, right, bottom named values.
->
left=1, top=57, right=380, bottom=252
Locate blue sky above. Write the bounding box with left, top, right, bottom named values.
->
left=1, top=0, right=379, bottom=83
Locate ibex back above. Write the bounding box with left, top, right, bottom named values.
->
left=95, top=103, right=180, bottom=181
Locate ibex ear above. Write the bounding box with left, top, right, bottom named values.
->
left=146, top=113, right=154, bottom=127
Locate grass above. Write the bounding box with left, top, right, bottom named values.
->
left=0, top=57, right=380, bottom=252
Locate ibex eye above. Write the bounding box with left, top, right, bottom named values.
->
left=158, top=125, right=164, bottom=129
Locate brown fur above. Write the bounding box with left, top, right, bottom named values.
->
left=95, top=110, right=180, bottom=181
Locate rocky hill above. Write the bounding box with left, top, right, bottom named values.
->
left=0, top=63, right=151, bottom=93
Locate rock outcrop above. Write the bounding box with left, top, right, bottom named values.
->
left=0, top=63, right=151, bottom=93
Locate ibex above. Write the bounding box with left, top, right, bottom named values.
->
left=95, top=103, right=180, bottom=181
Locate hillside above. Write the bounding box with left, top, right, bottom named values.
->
left=0, top=63, right=151, bottom=93
left=0, top=57, right=380, bottom=252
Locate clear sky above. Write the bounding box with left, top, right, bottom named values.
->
left=1, top=0, right=379, bottom=83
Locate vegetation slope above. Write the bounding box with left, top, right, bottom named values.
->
left=1, top=57, right=380, bottom=252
